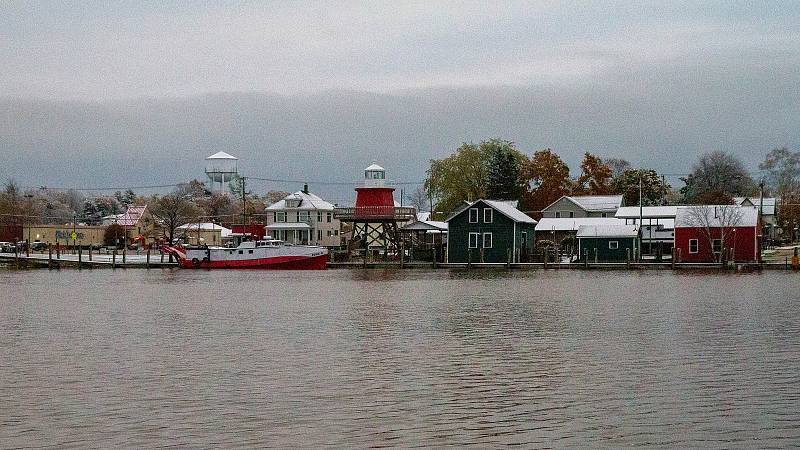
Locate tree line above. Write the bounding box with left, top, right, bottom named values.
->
left=424, top=140, right=800, bottom=223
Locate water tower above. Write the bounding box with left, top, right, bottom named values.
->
left=205, top=151, right=239, bottom=192
left=334, top=162, right=415, bottom=258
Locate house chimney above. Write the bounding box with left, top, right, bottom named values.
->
left=303, top=183, right=309, bottom=194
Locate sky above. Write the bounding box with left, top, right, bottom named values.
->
left=1, top=1, right=799, bottom=200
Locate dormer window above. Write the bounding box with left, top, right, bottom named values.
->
left=286, top=199, right=301, bottom=208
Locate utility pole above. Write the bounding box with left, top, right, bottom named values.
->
left=638, top=171, right=643, bottom=261
left=661, top=174, right=667, bottom=206
left=759, top=178, right=765, bottom=244
left=240, top=176, right=248, bottom=225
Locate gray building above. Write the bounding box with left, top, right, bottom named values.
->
left=541, top=195, right=623, bottom=219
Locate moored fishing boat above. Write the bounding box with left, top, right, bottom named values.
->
left=162, top=238, right=328, bottom=269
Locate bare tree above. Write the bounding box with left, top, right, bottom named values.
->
left=408, top=186, right=429, bottom=213
left=683, top=204, right=745, bottom=263
left=148, top=194, right=201, bottom=246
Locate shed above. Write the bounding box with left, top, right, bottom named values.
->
left=577, top=225, right=639, bottom=262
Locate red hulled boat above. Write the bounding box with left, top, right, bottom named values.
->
left=162, top=239, right=328, bottom=269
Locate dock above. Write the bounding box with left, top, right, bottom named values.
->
left=0, top=251, right=178, bottom=269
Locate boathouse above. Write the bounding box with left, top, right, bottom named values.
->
left=446, top=200, right=536, bottom=263
left=674, top=205, right=760, bottom=263
left=576, top=224, right=639, bottom=262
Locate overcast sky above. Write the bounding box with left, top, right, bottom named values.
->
left=1, top=1, right=799, bottom=198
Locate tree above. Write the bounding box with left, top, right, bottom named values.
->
left=519, top=149, right=572, bottom=218
left=485, top=139, right=525, bottom=201
left=683, top=204, right=745, bottom=263
left=148, top=194, right=201, bottom=246
left=604, top=158, right=631, bottom=178
left=408, top=186, right=429, bottom=212
left=265, top=190, right=290, bottom=206
left=174, top=180, right=209, bottom=200
left=196, top=192, right=238, bottom=224
left=426, top=142, right=493, bottom=215
left=681, top=151, right=754, bottom=203
left=575, top=152, right=613, bottom=195
left=611, top=169, right=671, bottom=206
left=115, top=189, right=138, bottom=206
left=778, top=193, right=800, bottom=242
left=759, top=147, right=800, bottom=195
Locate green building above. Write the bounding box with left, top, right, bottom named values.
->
left=446, top=200, right=537, bottom=263
left=576, top=224, right=640, bottom=262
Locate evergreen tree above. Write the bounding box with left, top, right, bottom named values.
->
left=485, top=140, right=523, bottom=201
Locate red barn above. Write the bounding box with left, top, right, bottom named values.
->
left=674, top=205, right=760, bottom=263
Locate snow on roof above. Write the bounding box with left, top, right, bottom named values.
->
left=567, top=195, right=623, bottom=211
left=483, top=200, right=536, bottom=223
left=115, top=205, right=147, bottom=226
left=416, top=212, right=431, bottom=221
left=206, top=151, right=238, bottom=160
left=266, top=222, right=312, bottom=229
left=177, top=222, right=232, bottom=237
left=675, top=205, right=759, bottom=228
left=615, top=206, right=678, bottom=219
left=402, top=220, right=448, bottom=232
left=577, top=224, right=639, bottom=238
left=536, top=217, right=626, bottom=232
left=266, top=190, right=336, bottom=211
left=734, top=197, right=776, bottom=215
left=365, top=163, right=385, bottom=171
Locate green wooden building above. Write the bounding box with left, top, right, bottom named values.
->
left=446, top=199, right=537, bottom=263
left=576, top=224, right=640, bottom=262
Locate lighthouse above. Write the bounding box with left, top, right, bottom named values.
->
left=334, top=162, right=415, bottom=258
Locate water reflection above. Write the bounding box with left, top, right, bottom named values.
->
left=1, top=269, right=799, bottom=447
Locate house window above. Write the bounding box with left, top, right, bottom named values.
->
left=483, top=233, right=493, bottom=249
left=601, top=212, right=608, bottom=218
left=555, top=211, right=561, bottom=218
left=276, top=212, right=286, bottom=223
left=334, top=230, right=339, bottom=236
left=569, top=211, right=575, bottom=218
left=713, top=239, right=722, bottom=253
left=298, top=211, right=310, bottom=222
left=521, top=231, right=527, bottom=246
left=609, top=241, right=619, bottom=249
left=468, top=232, right=479, bottom=248
left=317, top=212, right=323, bottom=222
left=689, top=239, right=699, bottom=254
left=327, top=213, right=332, bottom=223
left=318, top=230, right=322, bottom=241
left=469, top=208, right=479, bottom=223
left=484, top=208, right=493, bottom=223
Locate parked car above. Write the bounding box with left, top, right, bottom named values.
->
left=0, top=242, right=14, bottom=253
left=30, top=242, right=48, bottom=251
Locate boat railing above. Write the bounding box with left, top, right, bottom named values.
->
left=334, top=206, right=416, bottom=221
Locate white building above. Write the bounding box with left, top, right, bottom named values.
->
left=265, top=185, right=341, bottom=247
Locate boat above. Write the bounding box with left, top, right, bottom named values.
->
left=162, top=238, right=328, bottom=269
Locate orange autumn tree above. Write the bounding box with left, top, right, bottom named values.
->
left=574, top=152, right=613, bottom=195
left=519, top=149, right=572, bottom=219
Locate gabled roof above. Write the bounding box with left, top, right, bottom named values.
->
left=734, top=197, right=776, bottom=215
left=115, top=205, right=147, bottom=226
left=577, top=224, right=639, bottom=238
left=445, top=199, right=536, bottom=224
left=615, top=206, right=678, bottom=219
left=536, top=217, right=625, bottom=232
left=206, top=151, right=238, bottom=160
left=402, top=220, right=448, bottom=232
left=266, top=190, right=335, bottom=211
left=675, top=205, right=759, bottom=228
left=365, top=163, right=384, bottom=171
left=544, top=195, right=623, bottom=213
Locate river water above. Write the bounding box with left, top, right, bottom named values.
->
left=1, top=268, right=799, bottom=448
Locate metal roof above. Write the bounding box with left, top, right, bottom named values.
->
left=564, top=195, right=623, bottom=212
left=176, top=222, right=233, bottom=237
left=206, top=151, right=238, bottom=160
left=536, top=217, right=626, bottom=232
left=675, top=205, right=759, bottom=228
left=577, top=224, right=639, bottom=238
left=734, top=197, right=776, bottom=216
left=266, top=190, right=336, bottom=211
left=115, top=205, right=147, bottom=226
left=365, top=163, right=385, bottom=171
left=483, top=200, right=537, bottom=223
left=615, top=206, right=678, bottom=219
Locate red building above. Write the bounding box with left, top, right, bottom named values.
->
left=674, top=205, right=760, bottom=262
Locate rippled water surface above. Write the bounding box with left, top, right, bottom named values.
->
left=1, top=268, right=799, bottom=448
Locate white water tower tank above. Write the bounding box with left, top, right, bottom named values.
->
left=205, top=151, right=239, bottom=191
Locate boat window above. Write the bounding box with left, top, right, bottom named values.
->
left=238, top=250, right=243, bottom=254
left=249, top=250, right=254, bottom=254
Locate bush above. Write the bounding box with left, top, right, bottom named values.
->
left=103, top=224, right=125, bottom=248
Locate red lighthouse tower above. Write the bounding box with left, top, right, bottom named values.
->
left=335, top=163, right=415, bottom=257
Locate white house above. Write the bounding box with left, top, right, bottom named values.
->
left=265, top=185, right=341, bottom=247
